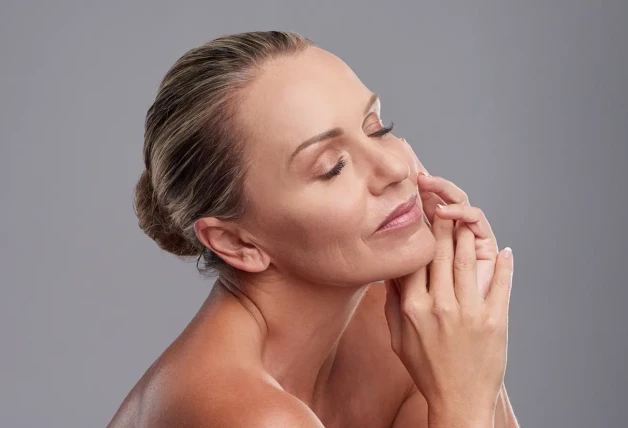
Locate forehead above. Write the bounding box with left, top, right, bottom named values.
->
left=236, top=46, right=370, bottom=156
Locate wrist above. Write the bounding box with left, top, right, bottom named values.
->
left=428, top=402, right=495, bottom=428
left=428, top=415, right=494, bottom=428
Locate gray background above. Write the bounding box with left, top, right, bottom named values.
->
left=2, top=0, right=627, bottom=427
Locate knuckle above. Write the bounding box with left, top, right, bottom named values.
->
left=472, top=206, right=485, bottom=220
left=483, top=314, right=504, bottom=333
left=494, top=274, right=513, bottom=290
left=453, top=254, right=475, bottom=271
left=445, top=180, right=468, bottom=200
left=432, top=246, right=453, bottom=262
left=431, top=302, right=454, bottom=318
left=433, top=215, right=453, bottom=228
left=400, top=296, right=426, bottom=318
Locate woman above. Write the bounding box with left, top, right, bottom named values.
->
left=109, top=31, right=518, bottom=427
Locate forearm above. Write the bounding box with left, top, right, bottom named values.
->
left=427, top=382, right=519, bottom=428
left=494, top=382, right=519, bottom=428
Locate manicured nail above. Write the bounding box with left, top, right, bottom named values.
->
left=503, top=247, right=512, bottom=259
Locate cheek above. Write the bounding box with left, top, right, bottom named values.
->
left=285, top=195, right=364, bottom=249
left=262, top=198, right=358, bottom=246
left=397, top=141, right=421, bottom=178
left=305, top=197, right=362, bottom=240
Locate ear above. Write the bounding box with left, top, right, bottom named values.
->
left=193, top=217, right=270, bottom=273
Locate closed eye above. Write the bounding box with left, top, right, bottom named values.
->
left=320, top=120, right=395, bottom=180
left=368, top=120, right=394, bottom=138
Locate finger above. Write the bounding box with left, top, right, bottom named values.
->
left=433, top=204, right=496, bottom=245
left=417, top=173, right=454, bottom=231
left=418, top=173, right=470, bottom=206
left=384, top=279, right=402, bottom=351
left=428, top=210, right=457, bottom=305
left=416, top=170, right=444, bottom=228
left=453, top=223, right=481, bottom=311
left=419, top=187, right=445, bottom=228
left=486, top=247, right=514, bottom=320
left=399, top=139, right=448, bottom=228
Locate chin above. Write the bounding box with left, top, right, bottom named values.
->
left=371, top=228, right=436, bottom=283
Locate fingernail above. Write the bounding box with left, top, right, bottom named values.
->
left=503, top=247, right=512, bottom=259
left=437, top=204, right=448, bottom=210
left=419, top=171, right=431, bottom=177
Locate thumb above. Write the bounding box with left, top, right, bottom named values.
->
left=384, top=279, right=402, bottom=353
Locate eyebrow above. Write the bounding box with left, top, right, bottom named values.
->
left=287, top=93, right=380, bottom=166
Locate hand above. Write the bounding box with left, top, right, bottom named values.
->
left=418, top=172, right=499, bottom=300
left=401, top=138, right=499, bottom=299
left=383, top=209, right=515, bottom=423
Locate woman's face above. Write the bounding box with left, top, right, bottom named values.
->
left=236, top=46, right=436, bottom=286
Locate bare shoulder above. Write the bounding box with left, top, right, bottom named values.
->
left=107, top=281, right=418, bottom=428
left=107, top=290, right=326, bottom=428
left=108, top=358, right=324, bottom=428
left=164, top=372, right=325, bottom=428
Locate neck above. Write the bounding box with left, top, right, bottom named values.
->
left=216, top=268, right=371, bottom=407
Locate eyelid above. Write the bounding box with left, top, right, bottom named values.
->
left=364, top=112, right=383, bottom=132
left=364, top=97, right=381, bottom=121
left=306, top=102, right=381, bottom=172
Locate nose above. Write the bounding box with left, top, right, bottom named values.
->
left=365, top=139, right=411, bottom=195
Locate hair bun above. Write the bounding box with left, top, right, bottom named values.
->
left=133, top=170, right=200, bottom=257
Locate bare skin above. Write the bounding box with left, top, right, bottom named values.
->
left=107, top=279, right=423, bottom=428
left=109, top=45, right=518, bottom=427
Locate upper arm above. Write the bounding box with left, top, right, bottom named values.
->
left=243, top=392, right=326, bottom=428
left=159, top=380, right=326, bottom=428
left=390, top=383, right=429, bottom=428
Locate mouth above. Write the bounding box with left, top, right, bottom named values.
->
left=375, top=193, right=421, bottom=233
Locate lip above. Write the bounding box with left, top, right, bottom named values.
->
left=376, top=193, right=419, bottom=232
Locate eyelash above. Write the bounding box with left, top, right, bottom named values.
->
left=321, top=120, right=395, bottom=180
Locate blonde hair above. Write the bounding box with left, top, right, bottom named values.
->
left=133, top=31, right=315, bottom=277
